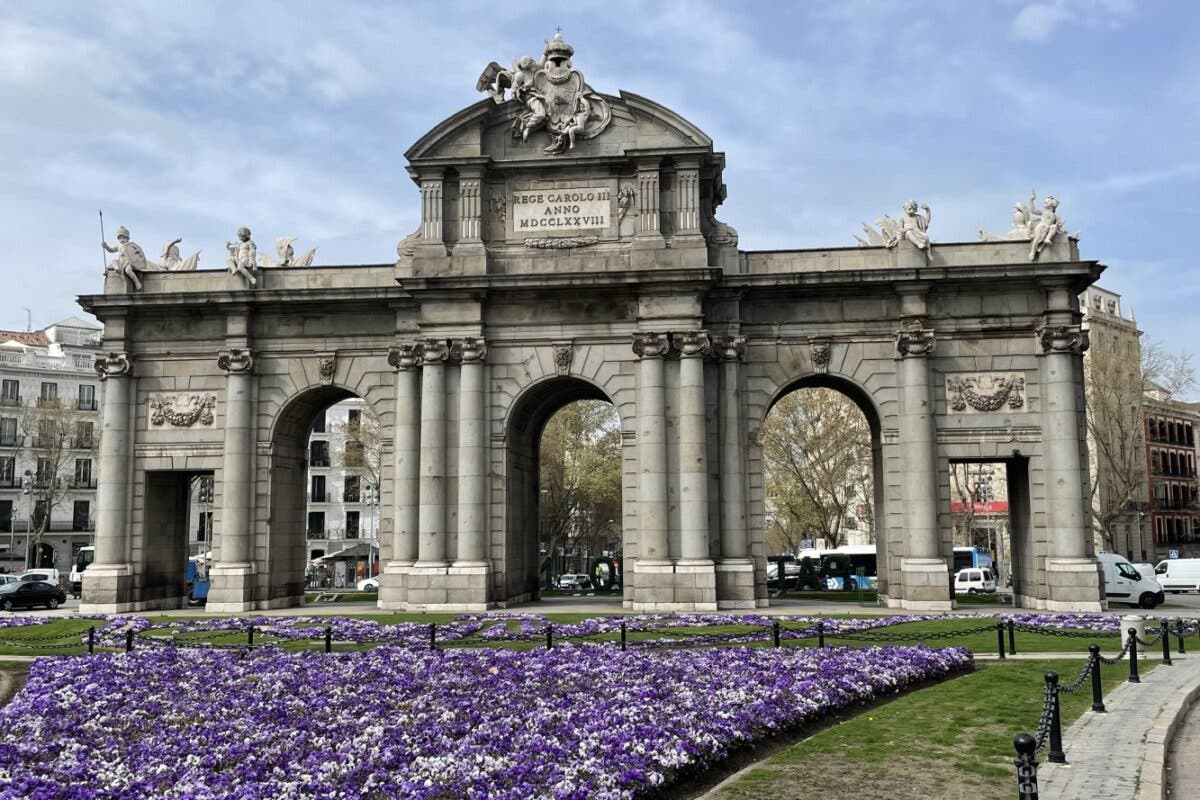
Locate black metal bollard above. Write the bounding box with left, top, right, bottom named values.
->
left=324, top=625, right=333, bottom=654
left=1161, top=620, right=1172, bottom=666
left=1178, top=619, right=1187, bottom=655
left=546, top=624, right=553, bottom=650
left=620, top=622, right=627, bottom=652
left=1008, top=619, right=1017, bottom=655
left=817, top=621, right=825, bottom=648
left=125, top=629, right=134, bottom=653
left=1013, top=732, right=1040, bottom=800
left=429, top=623, right=436, bottom=651
left=1089, top=644, right=1105, bottom=713
left=87, top=626, right=95, bottom=656
left=773, top=621, right=781, bottom=648
left=997, top=621, right=1007, bottom=660
left=248, top=625, right=255, bottom=649
left=1128, top=628, right=1140, bottom=683
left=1045, top=671, right=1065, bottom=764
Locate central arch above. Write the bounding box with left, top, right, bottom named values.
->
left=503, top=375, right=616, bottom=604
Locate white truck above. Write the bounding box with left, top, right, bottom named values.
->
left=1155, top=558, right=1200, bottom=593
left=1098, top=552, right=1164, bottom=609
left=68, top=546, right=94, bottom=599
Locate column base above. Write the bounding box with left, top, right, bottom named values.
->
left=631, top=560, right=717, bottom=611
left=716, top=559, right=757, bottom=609
left=402, top=562, right=491, bottom=611
left=377, top=560, right=413, bottom=610
left=898, top=557, right=952, bottom=611
left=1044, top=557, right=1105, bottom=611
left=206, top=562, right=257, bottom=613
left=79, top=563, right=137, bottom=613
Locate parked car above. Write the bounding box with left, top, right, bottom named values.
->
left=0, top=581, right=67, bottom=611
left=1155, top=558, right=1200, bottom=593
left=953, top=567, right=997, bottom=595
left=356, top=577, right=380, bottom=591
left=18, top=569, right=60, bottom=586
left=0, top=575, right=18, bottom=586
left=557, top=574, right=593, bottom=590
left=1099, top=552, right=1164, bottom=608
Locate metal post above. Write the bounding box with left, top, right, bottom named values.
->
left=817, top=621, right=825, bottom=648
left=1013, top=733, right=1039, bottom=800
left=997, top=621, right=1007, bottom=659
left=125, top=628, right=133, bottom=653
left=248, top=624, right=255, bottom=649
left=429, top=623, right=436, bottom=651
left=773, top=621, right=781, bottom=648
left=1128, top=627, right=1140, bottom=683
left=87, top=626, right=95, bottom=656
left=1046, top=671, right=1065, bottom=764
left=1161, top=620, right=1172, bottom=666
left=546, top=624, right=553, bottom=650
left=1008, top=619, right=1017, bottom=655
left=1178, top=620, right=1187, bottom=655
left=620, top=621, right=627, bottom=652
left=1088, top=644, right=1105, bottom=713
left=324, top=625, right=332, bottom=654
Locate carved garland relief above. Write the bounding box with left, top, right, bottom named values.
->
left=148, top=393, right=217, bottom=429
left=945, top=373, right=1027, bottom=414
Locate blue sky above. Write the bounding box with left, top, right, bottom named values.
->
left=2, top=0, right=1198, bottom=355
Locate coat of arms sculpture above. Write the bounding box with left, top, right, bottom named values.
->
left=477, top=31, right=613, bottom=155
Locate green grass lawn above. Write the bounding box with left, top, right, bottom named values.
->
left=710, top=658, right=1155, bottom=800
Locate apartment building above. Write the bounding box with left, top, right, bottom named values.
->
left=1144, top=389, right=1200, bottom=559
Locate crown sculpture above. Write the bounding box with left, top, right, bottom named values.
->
left=476, top=31, right=613, bottom=155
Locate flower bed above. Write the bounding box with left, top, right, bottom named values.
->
left=0, top=643, right=970, bottom=799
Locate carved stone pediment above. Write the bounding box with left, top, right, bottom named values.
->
left=946, top=373, right=1027, bottom=414
left=148, top=393, right=217, bottom=429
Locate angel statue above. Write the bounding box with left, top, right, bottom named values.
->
left=225, top=226, right=258, bottom=288
left=978, top=189, right=1038, bottom=241
left=260, top=236, right=316, bottom=268
left=101, top=225, right=147, bottom=291
left=1028, top=196, right=1066, bottom=262
left=159, top=238, right=201, bottom=271
left=896, top=200, right=933, bottom=262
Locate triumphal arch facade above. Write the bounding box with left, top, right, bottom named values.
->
left=80, top=35, right=1104, bottom=613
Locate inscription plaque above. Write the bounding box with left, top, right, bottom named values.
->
left=511, top=188, right=611, bottom=232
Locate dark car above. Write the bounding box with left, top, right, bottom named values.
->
left=0, top=581, right=66, bottom=611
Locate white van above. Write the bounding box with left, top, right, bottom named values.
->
left=1155, top=558, right=1200, bottom=593
left=1098, top=552, right=1164, bottom=609
left=954, top=567, right=996, bottom=594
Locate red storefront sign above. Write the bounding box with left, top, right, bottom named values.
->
left=950, top=500, right=1009, bottom=514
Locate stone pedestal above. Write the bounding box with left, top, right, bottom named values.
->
left=377, top=560, right=413, bottom=611
left=79, top=563, right=137, bottom=614
left=206, top=563, right=257, bottom=613
left=715, top=559, right=756, bottom=609
left=899, top=557, right=952, bottom=611
left=1044, top=557, right=1104, bottom=612
left=631, top=561, right=717, bottom=612
left=404, top=563, right=489, bottom=612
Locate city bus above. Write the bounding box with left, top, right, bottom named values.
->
left=953, top=547, right=993, bottom=573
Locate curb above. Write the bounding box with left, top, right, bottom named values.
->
left=1136, top=676, right=1200, bottom=800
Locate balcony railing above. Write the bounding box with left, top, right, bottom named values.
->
left=36, top=397, right=60, bottom=409
left=70, top=478, right=97, bottom=490
left=0, top=477, right=17, bottom=488
left=75, top=399, right=98, bottom=411
left=72, top=437, right=94, bottom=449
left=306, top=529, right=328, bottom=540
left=0, top=396, right=20, bottom=408
left=0, top=435, right=17, bottom=448
left=310, top=492, right=328, bottom=503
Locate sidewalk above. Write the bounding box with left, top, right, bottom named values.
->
left=1041, top=652, right=1200, bottom=800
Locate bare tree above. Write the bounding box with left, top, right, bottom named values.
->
left=1142, top=341, right=1197, bottom=399
left=760, top=388, right=873, bottom=551
left=17, top=397, right=94, bottom=567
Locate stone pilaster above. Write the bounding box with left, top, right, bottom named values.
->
left=418, top=175, right=446, bottom=255
left=80, top=351, right=135, bottom=613
left=457, top=173, right=483, bottom=244
left=449, top=337, right=490, bottom=608
left=1037, top=300, right=1103, bottom=610
left=379, top=342, right=421, bottom=610
left=894, top=304, right=951, bottom=610
left=676, top=330, right=716, bottom=608
left=633, top=160, right=663, bottom=247
left=208, top=346, right=257, bottom=613
left=632, top=332, right=671, bottom=566
left=415, top=338, right=449, bottom=567
left=713, top=335, right=755, bottom=609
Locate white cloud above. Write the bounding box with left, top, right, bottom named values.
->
left=1011, top=3, right=1073, bottom=41
left=1010, top=0, right=1135, bottom=41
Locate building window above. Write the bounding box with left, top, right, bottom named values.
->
left=74, top=459, right=92, bottom=488
left=345, top=511, right=360, bottom=538
left=0, top=500, right=10, bottom=533
left=35, top=457, right=51, bottom=485
left=77, top=384, right=96, bottom=411
left=0, top=457, right=13, bottom=487
left=39, top=382, right=57, bottom=406
left=343, top=475, right=360, bottom=503
left=0, top=380, right=17, bottom=406
left=348, top=409, right=360, bottom=425
left=344, top=440, right=365, bottom=468
left=74, top=421, right=94, bottom=449
left=0, top=418, right=16, bottom=447
left=309, top=440, right=330, bottom=467
left=196, top=511, right=212, bottom=542
left=32, top=500, right=48, bottom=532
left=72, top=501, right=90, bottom=531
left=311, top=411, right=326, bottom=434
left=307, top=511, right=325, bottom=538
left=311, top=475, right=326, bottom=503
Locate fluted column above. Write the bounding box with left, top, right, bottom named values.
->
left=634, top=161, right=663, bottom=245
left=678, top=331, right=712, bottom=563
left=416, top=338, right=449, bottom=566
left=715, top=337, right=748, bottom=561
left=387, top=343, right=422, bottom=567
left=93, top=352, right=133, bottom=567
left=454, top=337, right=488, bottom=565
left=216, top=348, right=255, bottom=566
left=633, top=332, right=670, bottom=563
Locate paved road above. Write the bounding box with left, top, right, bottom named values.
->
left=1166, top=686, right=1200, bottom=799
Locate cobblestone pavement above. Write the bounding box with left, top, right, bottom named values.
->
left=1042, top=654, right=1200, bottom=799
left=1166, top=688, right=1200, bottom=799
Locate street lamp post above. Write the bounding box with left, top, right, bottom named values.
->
left=19, top=469, right=32, bottom=571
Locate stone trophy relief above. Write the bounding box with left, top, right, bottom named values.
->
left=147, top=393, right=217, bottom=429
left=945, top=373, right=1027, bottom=414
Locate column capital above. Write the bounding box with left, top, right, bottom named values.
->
left=452, top=337, right=487, bottom=364
left=1036, top=324, right=1090, bottom=355
left=678, top=330, right=712, bottom=359
left=420, top=338, right=450, bottom=364
left=712, top=335, right=747, bottom=362
left=895, top=327, right=936, bottom=358
left=387, top=342, right=423, bottom=371
left=217, top=348, right=255, bottom=374
left=94, top=351, right=132, bottom=380
left=632, top=331, right=671, bottom=359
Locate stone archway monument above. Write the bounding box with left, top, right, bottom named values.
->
left=80, top=34, right=1104, bottom=614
